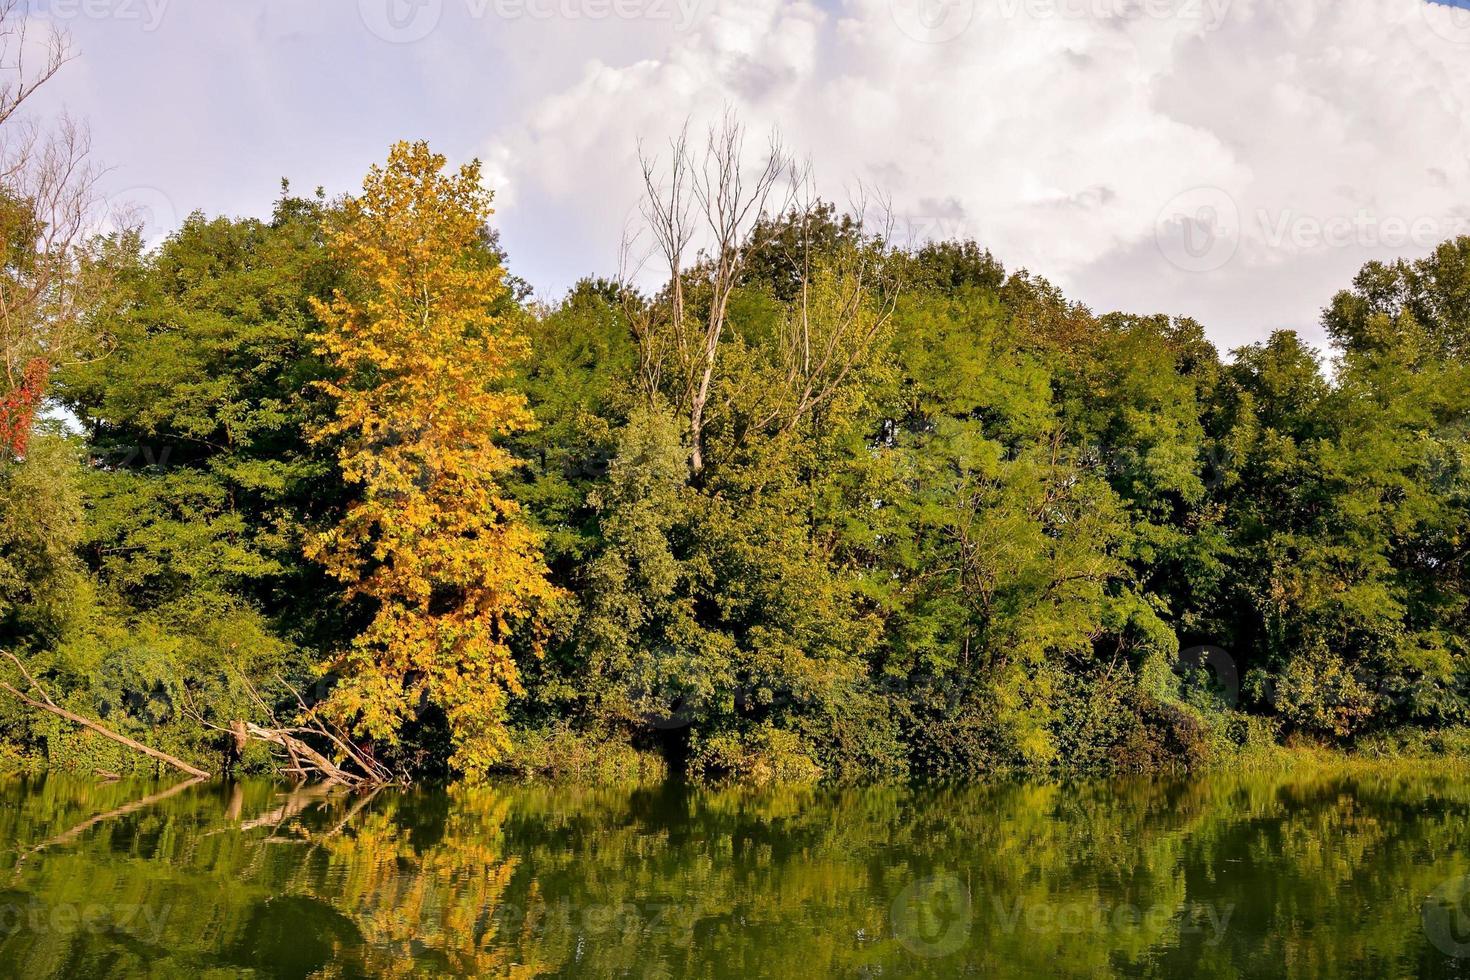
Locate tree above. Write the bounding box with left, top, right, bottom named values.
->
left=309, top=141, right=559, bottom=779
left=45, top=197, right=342, bottom=771
left=0, top=430, right=85, bottom=648
left=628, top=115, right=787, bottom=475
left=0, top=6, right=107, bottom=457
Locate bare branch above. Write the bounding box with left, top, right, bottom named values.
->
left=638, top=111, right=789, bottom=474
left=0, top=655, right=211, bottom=779
left=0, top=4, right=72, bottom=130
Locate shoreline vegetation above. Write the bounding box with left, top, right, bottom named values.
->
left=2, top=731, right=1469, bottom=789
left=3, top=76, right=1470, bottom=785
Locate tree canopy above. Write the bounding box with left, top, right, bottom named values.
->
left=0, top=138, right=1467, bottom=783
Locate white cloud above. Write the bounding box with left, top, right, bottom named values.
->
left=17, top=0, right=1468, bottom=352
left=486, top=0, right=1470, bottom=350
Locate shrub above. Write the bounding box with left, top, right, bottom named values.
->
left=688, top=725, right=823, bottom=785
left=499, top=724, right=666, bottom=783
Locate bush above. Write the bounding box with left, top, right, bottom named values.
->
left=796, top=690, right=909, bottom=781
left=499, top=724, right=667, bottom=783
left=688, top=724, right=822, bottom=785
left=899, top=680, right=1013, bottom=778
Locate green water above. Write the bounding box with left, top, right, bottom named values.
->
left=0, top=772, right=1468, bottom=977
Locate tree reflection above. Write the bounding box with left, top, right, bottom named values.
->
left=0, top=769, right=1465, bottom=977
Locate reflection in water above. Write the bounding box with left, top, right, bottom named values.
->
left=0, top=772, right=1467, bottom=977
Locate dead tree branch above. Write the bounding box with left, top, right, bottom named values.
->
left=0, top=654, right=210, bottom=779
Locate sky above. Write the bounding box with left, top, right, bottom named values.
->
left=19, top=0, right=1470, bottom=353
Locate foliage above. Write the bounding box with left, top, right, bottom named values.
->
left=307, top=141, right=560, bottom=780
left=1, top=143, right=1469, bottom=783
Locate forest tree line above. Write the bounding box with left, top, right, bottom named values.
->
left=3, top=112, right=1470, bottom=781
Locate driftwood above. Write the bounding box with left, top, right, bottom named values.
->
left=242, top=722, right=367, bottom=786
left=270, top=673, right=396, bottom=784
left=183, top=672, right=395, bottom=787
left=0, top=650, right=396, bottom=788
left=0, top=652, right=210, bottom=779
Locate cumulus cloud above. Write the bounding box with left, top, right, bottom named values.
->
left=486, top=0, right=1470, bottom=350
left=19, top=0, right=1470, bottom=351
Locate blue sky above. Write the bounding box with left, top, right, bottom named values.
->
left=23, top=0, right=1470, bottom=353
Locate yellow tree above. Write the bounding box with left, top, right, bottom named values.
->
left=309, top=140, right=558, bottom=779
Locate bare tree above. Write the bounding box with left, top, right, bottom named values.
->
left=0, top=117, right=105, bottom=377
left=628, top=112, right=788, bottom=475
left=620, top=123, right=694, bottom=405
left=626, top=115, right=905, bottom=473
left=0, top=1, right=71, bottom=129
left=0, top=6, right=107, bottom=455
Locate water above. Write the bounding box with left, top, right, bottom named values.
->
left=0, top=771, right=1467, bottom=977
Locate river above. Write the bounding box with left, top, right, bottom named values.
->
left=0, top=770, right=1468, bottom=977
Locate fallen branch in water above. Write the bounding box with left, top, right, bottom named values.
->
left=273, top=673, right=396, bottom=784
left=323, top=784, right=383, bottom=836
left=0, top=652, right=210, bottom=779
left=226, top=782, right=337, bottom=834
left=242, top=721, right=368, bottom=787
left=182, top=673, right=394, bottom=787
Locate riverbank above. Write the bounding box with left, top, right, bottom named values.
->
left=10, top=721, right=1469, bottom=788
left=487, top=721, right=1470, bottom=786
